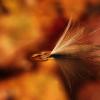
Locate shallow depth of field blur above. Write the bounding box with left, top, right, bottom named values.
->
left=0, top=0, right=100, bottom=100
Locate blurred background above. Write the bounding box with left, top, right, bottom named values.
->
left=0, top=0, right=100, bottom=100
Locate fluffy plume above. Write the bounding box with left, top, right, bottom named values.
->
left=49, top=20, right=100, bottom=98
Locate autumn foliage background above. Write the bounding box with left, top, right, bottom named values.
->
left=0, top=0, right=100, bottom=100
